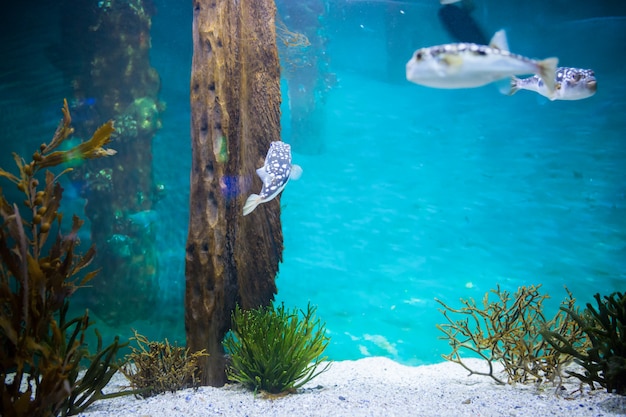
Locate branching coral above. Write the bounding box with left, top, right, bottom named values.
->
left=436, top=285, right=588, bottom=385
left=0, top=99, right=129, bottom=417
left=223, top=302, right=331, bottom=394
left=120, top=330, right=208, bottom=398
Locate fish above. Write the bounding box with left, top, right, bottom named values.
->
left=405, top=30, right=558, bottom=92
left=508, top=67, right=597, bottom=101
left=242, top=141, right=302, bottom=216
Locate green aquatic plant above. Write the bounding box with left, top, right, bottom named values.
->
left=436, top=285, right=587, bottom=385
left=121, top=330, right=209, bottom=398
left=223, top=302, right=331, bottom=394
left=542, top=291, right=626, bottom=395
left=0, top=100, right=130, bottom=416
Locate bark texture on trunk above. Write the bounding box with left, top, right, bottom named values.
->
left=186, top=0, right=282, bottom=387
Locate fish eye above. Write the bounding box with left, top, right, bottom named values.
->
left=415, top=51, right=423, bottom=61
left=572, top=73, right=582, bottom=82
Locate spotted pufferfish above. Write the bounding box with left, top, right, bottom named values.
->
left=406, top=29, right=558, bottom=93
left=243, top=141, right=302, bottom=216
left=508, top=67, right=597, bottom=101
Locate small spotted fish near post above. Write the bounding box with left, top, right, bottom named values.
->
left=243, top=141, right=302, bottom=216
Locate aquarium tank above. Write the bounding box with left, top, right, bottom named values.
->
left=0, top=0, right=624, bottom=369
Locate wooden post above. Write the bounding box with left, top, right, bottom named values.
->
left=57, top=0, right=163, bottom=326
left=186, top=0, right=282, bottom=386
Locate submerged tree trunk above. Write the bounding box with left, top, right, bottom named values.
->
left=57, top=0, right=163, bottom=326
left=186, top=0, right=283, bottom=387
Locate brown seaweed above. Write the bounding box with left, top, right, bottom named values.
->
left=436, top=285, right=588, bottom=385
left=542, top=292, right=626, bottom=395
left=120, top=330, right=208, bottom=398
left=0, top=100, right=132, bottom=416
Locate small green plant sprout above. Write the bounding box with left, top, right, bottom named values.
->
left=0, top=99, right=129, bottom=417
left=120, top=330, right=209, bottom=398
left=436, top=285, right=587, bottom=385
left=223, top=302, right=331, bottom=394
left=541, top=291, right=626, bottom=395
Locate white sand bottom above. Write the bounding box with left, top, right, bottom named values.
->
left=79, top=357, right=626, bottom=417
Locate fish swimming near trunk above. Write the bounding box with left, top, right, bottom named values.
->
left=406, top=30, right=558, bottom=92
left=508, top=67, right=597, bottom=101
left=243, top=141, right=302, bottom=216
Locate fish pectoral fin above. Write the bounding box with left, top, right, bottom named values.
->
left=257, top=168, right=276, bottom=188
left=489, top=29, right=509, bottom=51
left=439, top=54, right=464, bottom=71
left=243, top=193, right=263, bottom=216
left=289, top=164, right=303, bottom=180
left=256, top=167, right=270, bottom=182
left=547, top=82, right=562, bottom=101
left=536, top=57, right=559, bottom=94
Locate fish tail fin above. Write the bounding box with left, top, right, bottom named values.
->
left=537, top=57, right=558, bottom=94
left=242, top=194, right=262, bottom=216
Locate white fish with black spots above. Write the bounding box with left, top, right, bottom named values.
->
left=508, top=67, right=597, bottom=101
left=406, top=30, right=558, bottom=92
left=243, top=141, right=302, bottom=216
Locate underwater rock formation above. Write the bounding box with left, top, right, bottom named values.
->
left=187, top=0, right=283, bottom=386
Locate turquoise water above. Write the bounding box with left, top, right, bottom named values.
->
left=277, top=1, right=625, bottom=365
left=1, top=1, right=625, bottom=366
left=278, top=72, right=625, bottom=365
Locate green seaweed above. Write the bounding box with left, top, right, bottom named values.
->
left=0, top=100, right=133, bottom=416
left=436, top=285, right=588, bottom=385
left=542, top=292, right=626, bottom=395
left=120, top=330, right=208, bottom=398
left=223, top=302, right=331, bottom=394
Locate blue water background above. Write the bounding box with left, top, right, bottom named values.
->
left=282, top=0, right=625, bottom=364
left=0, top=1, right=625, bottom=366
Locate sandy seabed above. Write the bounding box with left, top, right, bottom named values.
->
left=78, top=357, right=626, bottom=417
